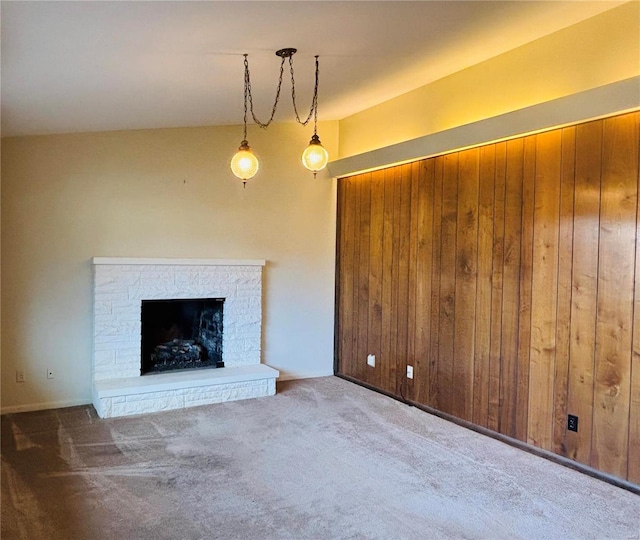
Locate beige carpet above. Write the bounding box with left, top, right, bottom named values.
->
left=2, top=376, right=638, bottom=539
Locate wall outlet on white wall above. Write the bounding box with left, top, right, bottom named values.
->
left=47, top=368, right=54, bottom=380
left=367, top=354, right=375, bottom=367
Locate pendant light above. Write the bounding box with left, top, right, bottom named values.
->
left=301, top=56, right=329, bottom=178
left=230, top=48, right=328, bottom=185
left=230, top=55, right=259, bottom=187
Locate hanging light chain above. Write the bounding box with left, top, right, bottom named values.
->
left=242, top=55, right=249, bottom=141
left=243, top=51, right=319, bottom=131
left=289, top=55, right=319, bottom=129
left=313, top=56, right=319, bottom=136
left=245, top=54, right=286, bottom=129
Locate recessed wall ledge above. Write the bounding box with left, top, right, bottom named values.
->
left=328, top=77, right=640, bottom=179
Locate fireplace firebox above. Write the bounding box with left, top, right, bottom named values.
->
left=141, top=298, right=224, bottom=375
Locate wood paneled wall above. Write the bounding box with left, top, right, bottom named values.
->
left=335, top=111, right=640, bottom=483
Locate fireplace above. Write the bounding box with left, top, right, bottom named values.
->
left=91, top=258, right=278, bottom=418
left=141, top=298, right=225, bottom=374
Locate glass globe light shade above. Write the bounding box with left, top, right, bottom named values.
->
left=230, top=141, right=259, bottom=182
left=302, top=134, right=329, bottom=174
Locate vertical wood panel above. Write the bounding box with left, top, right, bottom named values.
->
left=438, top=154, right=459, bottom=414
left=355, top=174, right=371, bottom=383
left=406, top=162, right=420, bottom=401
left=528, top=129, right=562, bottom=451
left=429, top=157, right=445, bottom=409
left=390, top=166, right=403, bottom=395
left=336, top=176, right=346, bottom=371
left=552, top=127, right=576, bottom=456
left=473, top=145, right=495, bottom=428
left=414, top=160, right=434, bottom=405
left=395, top=165, right=413, bottom=397
left=366, top=170, right=385, bottom=389
left=630, top=114, right=640, bottom=485
left=453, top=148, right=479, bottom=421
left=500, top=139, right=524, bottom=437
left=488, top=143, right=506, bottom=431
left=566, top=121, right=602, bottom=464
left=347, top=175, right=362, bottom=378
left=592, top=114, right=637, bottom=477
left=515, top=135, right=536, bottom=442
left=380, top=167, right=397, bottom=395
left=336, top=177, right=352, bottom=376
left=336, top=111, right=640, bottom=483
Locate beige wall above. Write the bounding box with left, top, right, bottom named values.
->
left=339, top=2, right=640, bottom=158
left=1, top=121, right=339, bottom=411
left=4, top=3, right=639, bottom=413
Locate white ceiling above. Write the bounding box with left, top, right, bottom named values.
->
left=0, top=1, right=625, bottom=137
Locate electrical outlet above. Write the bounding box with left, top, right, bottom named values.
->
left=47, top=368, right=54, bottom=380
left=367, top=354, right=375, bottom=367
left=568, top=414, right=579, bottom=432
left=406, top=365, right=414, bottom=379
left=16, top=370, right=25, bottom=383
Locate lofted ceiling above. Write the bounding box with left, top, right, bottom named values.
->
left=0, top=1, right=625, bottom=137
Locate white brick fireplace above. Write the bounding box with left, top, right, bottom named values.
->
left=91, top=258, right=278, bottom=418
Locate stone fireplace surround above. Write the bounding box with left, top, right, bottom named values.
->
left=92, top=258, right=278, bottom=418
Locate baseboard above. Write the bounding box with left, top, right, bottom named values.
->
left=335, top=373, right=640, bottom=496
left=277, top=370, right=334, bottom=382
left=0, top=369, right=322, bottom=414
left=1, top=398, right=91, bottom=415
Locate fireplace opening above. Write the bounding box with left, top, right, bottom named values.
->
left=141, top=298, right=224, bottom=375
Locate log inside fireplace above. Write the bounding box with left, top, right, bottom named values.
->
left=141, top=298, right=224, bottom=375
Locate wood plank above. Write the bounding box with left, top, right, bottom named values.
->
left=453, top=148, right=480, bottom=421
left=414, top=159, right=434, bottom=405
left=380, top=167, right=397, bottom=395
left=515, top=135, right=536, bottom=442
left=629, top=112, right=640, bottom=484
left=395, top=164, right=413, bottom=398
left=528, top=129, right=562, bottom=451
left=405, top=162, right=421, bottom=401
left=488, top=142, right=506, bottom=432
left=348, top=175, right=363, bottom=379
left=389, top=166, right=404, bottom=397
left=473, top=144, right=496, bottom=427
left=335, top=177, right=349, bottom=375
left=355, top=173, right=371, bottom=383
left=500, top=138, right=524, bottom=437
left=438, top=153, right=459, bottom=415
left=367, top=170, right=385, bottom=389
left=566, top=120, right=602, bottom=464
left=429, top=157, right=445, bottom=409
left=592, top=114, right=637, bottom=477
left=389, top=166, right=403, bottom=396
left=552, top=126, right=576, bottom=456
left=339, top=175, right=360, bottom=377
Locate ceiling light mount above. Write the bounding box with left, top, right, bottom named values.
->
left=230, top=47, right=329, bottom=185
left=275, top=48, right=297, bottom=59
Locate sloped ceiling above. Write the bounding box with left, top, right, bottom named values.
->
left=0, top=1, right=625, bottom=137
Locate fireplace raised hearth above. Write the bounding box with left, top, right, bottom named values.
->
left=91, top=258, right=278, bottom=418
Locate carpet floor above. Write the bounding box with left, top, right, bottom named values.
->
left=1, top=376, right=638, bottom=540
